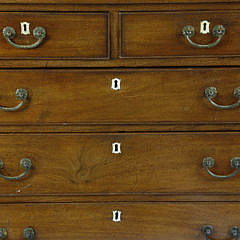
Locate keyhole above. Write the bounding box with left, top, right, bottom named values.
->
left=114, top=80, right=118, bottom=88
left=111, top=78, right=121, bottom=90
left=112, top=210, right=121, bottom=222
left=112, top=143, right=121, bottom=154
left=203, top=22, right=207, bottom=31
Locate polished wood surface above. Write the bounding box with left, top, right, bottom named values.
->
left=120, top=11, right=238, bottom=58
left=0, top=202, right=239, bottom=240
left=0, top=133, right=239, bottom=196
left=0, top=69, right=240, bottom=125
left=0, top=12, right=109, bottom=59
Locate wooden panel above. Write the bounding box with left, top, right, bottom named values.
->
left=1, top=69, right=240, bottom=124
left=0, top=133, right=240, bottom=195
left=0, top=12, right=109, bottom=59
left=0, top=202, right=239, bottom=240
left=120, top=11, right=240, bottom=58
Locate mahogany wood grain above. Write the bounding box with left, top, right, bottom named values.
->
left=0, top=133, right=239, bottom=196
left=0, top=69, right=240, bottom=124
left=0, top=12, right=109, bottom=59
left=0, top=202, right=239, bottom=240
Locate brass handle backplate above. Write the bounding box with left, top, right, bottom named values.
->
left=182, top=25, right=225, bottom=48
left=3, top=26, right=46, bottom=49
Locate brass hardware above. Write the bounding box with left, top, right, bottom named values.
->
left=0, top=228, right=7, bottom=239
left=23, top=227, right=36, bottom=240
left=203, top=157, right=240, bottom=179
left=0, top=158, right=32, bottom=180
left=202, top=225, right=239, bottom=240
left=0, top=227, right=36, bottom=240
left=0, top=88, right=28, bottom=112
left=3, top=26, right=46, bottom=49
left=204, top=87, right=240, bottom=109
left=182, top=25, right=225, bottom=48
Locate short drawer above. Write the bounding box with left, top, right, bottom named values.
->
left=120, top=11, right=238, bottom=58
left=0, top=202, right=239, bottom=240
left=0, top=12, right=109, bottom=59
left=1, top=69, right=240, bottom=125
left=1, top=133, right=240, bottom=196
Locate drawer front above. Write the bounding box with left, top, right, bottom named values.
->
left=0, top=203, right=239, bottom=240
left=120, top=11, right=237, bottom=58
left=1, top=69, right=240, bottom=124
left=1, top=133, right=240, bottom=195
left=0, top=12, right=109, bottom=59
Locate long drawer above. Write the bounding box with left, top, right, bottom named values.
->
left=1, top=133, right=240, bottom=196
left=0, top=202, right=239, bottom=240
left=0, top=12, right=109, bottom=59
left=1, top=69, right=240, bottom=124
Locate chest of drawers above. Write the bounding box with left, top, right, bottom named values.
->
left=0, top=1, right=239, bottom=239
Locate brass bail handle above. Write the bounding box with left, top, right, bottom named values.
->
left=182, top=25, right=225, bottom=48
left=0, top=158, right=32, bottom=181
left=204, top=87, right=240, bottom=110
left=0, top=227, right=36, bottom=240
left=202, top=225, right=240, bottom=240
left=3, top=26, right=46, bottom=49
left=0, top=88, right=28, bottom=112
left=203, top=157, right=240, bottom=179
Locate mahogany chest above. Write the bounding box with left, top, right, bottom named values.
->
left=0, top=0, right=239, bottom=239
